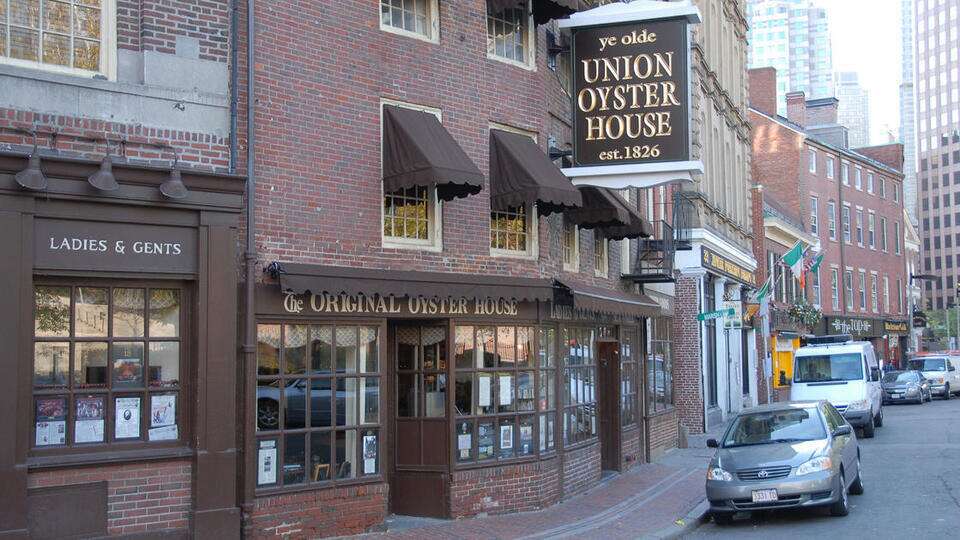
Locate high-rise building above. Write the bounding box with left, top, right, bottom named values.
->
left=746, top=0, right=834, bottom=114
left=836, top=72, right=872, bottom=148
left=916, top=0, right=960, bottom=311
left=900, top=0, right=919, bottom=225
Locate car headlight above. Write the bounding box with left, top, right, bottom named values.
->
left=935, top=376, right=945, bottom=384
left=796, top=456, right=833, bottom=476
left=846, top=399, right=870, bottom=411
left=906, top=383, right=919, bottom=395
left=707, top=467, right=734, bottom=481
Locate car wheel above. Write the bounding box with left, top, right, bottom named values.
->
left=875, top=407, right=883, bottom=427
left=713, top=513, right=734, bottom=526
left=830, top=471, right=850, bottom=517
left=849, top=457, right=864, bottom=495
left=862, top=415, right=876, bottom=438
left=944, top=384, right=951, bottom=400
left=257, top=399, right=280, bottom=430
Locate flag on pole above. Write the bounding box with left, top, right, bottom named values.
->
left=808, top=252, right=824, bottom=274
left=781, top=241, right=805, bottom=278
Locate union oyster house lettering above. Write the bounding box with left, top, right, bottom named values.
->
left=283, top=292, right=521, bottom=317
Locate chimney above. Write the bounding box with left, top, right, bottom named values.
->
left=786, top=91, right=807, bottom=127
left=748, top=67, right=778, bottom=116
left=805, top=97, right=839, bottom=126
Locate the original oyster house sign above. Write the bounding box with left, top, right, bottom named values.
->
left=283, top=292, right=521, bottom=317
left=571, top=17, right=690, bottom=166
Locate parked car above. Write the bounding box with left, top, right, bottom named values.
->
left=906, top=354, right=960, bottom=399
left=791, top=336, right=883, bottom=438
left=881, top=370, right=931, bottom=405
left=706, top=401, right=862, bottom=524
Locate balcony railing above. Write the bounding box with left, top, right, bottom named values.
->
left=623, top=220, right=675, bottom=284
left=770, top=304, right=803, bottom=333
left=673, top=190, right=696, bottom=251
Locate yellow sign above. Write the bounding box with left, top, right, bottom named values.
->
left=701, top=247, right=756, bottom=286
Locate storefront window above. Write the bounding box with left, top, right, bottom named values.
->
left=620, top=328, right=639, bottom=426
left=255, top=324, right=380, bottom=488
left=704, top=277, right=718, bottom=408
left=647, top=318, right=673, bottom=413
left=490, top=205, right=535, bottom=256
left=561, top=327, right=597, bottom=445
left=32, top=285, right=182, bottom=448
left=454, top=324, right=543, bottom=464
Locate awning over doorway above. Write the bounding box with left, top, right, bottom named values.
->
left=273, top=262, right=555, bottom=302
left=555, top=280, right=661, bottom=318
left=382, top=105, right=484, bottom=201
left=489, top=129, right=582, bottom=216
left=565, top=186, right=651, bottom=239
left=487, top=0, right=579, bottom=25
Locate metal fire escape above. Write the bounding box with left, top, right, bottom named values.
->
left=622, top=190, right=696, bottom=283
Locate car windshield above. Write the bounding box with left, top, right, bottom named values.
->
left=882, top=371, right=916, bottom=383
left=908, top=358, right=946, bottom=372
left=794, top=353, right=864, bottom=383
left=723, top=408, right=826, bottom=448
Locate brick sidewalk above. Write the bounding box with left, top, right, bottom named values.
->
left=354, top=435, right=719, bottom=540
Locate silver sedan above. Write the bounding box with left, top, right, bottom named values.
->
left=705, top=400, right=863, bottom=525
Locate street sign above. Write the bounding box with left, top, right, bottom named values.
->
left=697, top=308, right=734, bottom=321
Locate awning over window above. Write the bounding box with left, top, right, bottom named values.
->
left=555, top=280, right=661, bottom=318
left=487, top=0, right=579, bottom=25
left=382, top=105, right=484, bottom=202
left=489, top=129, right=583, bottom=216
left=565, top=187, right=650, bottom=239
left=600, top=201, right=652, bottom=240
left=274, top=262, right=555, bottom=302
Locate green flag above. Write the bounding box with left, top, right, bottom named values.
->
left=781, top=241, right=805, bottom=277
left=808, top=252, right=824, bottom=274
left=753, top=274, right=772, bottom=303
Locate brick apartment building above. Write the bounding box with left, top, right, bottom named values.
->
left=750, top=67, right=911, bottom=381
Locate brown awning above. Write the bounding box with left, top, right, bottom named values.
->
left=489, top=129, right=582, bottom=216
left=274, top=262, right=555, bottom=302
left=601, top=203, right=652, bottom=240
left=382, top=105, right=484, bottom=202
left=487, top=0, right=578, bottom=25
left=556, top=280, right=661, bottom=318
left=565, top=187, right=650, bottom=239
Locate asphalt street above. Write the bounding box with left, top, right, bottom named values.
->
left=687, top=397, right=960, bottom=539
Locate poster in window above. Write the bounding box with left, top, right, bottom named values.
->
left=362, top=434, right=378, bottom=475
left=478, top=375, right=492, bottom=407
left=113, top=357, right=143, bottom=386
left=115, top=397, right=141, bottom=439
left=520, top=425, right=533, bottom=455
left=498, top=375, right=513, bottom=406
left=478, top=422, right=494, bottom=459
left=499, top=424, right=513, bottom=450
left=150, top=394, right=176, bottom=427
left=74, top=396, right=104, bottom=443
left=35, top=397, right=66, bottom=446
left=258, top=439, right=277, bottom=485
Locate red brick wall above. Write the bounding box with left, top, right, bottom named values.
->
left=27, top=459, right=191, bottom=537
left=856, top=144, right=905, bottom=173
left=450, top=457, right=561, bottom=517
left=247, top=482, right=388, bottom=538
left=646, top=409, right=678, bottom=461
left=115, top=0, right=230, bottom=61
left=672, top=275, right=704, bottom=434
left=620, top=426, right=643, bottom=471
left=562, top=443, right=601, bottom=497
left=748, top=67, right=778, bottom=117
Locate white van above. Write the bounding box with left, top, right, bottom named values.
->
left=907, top=354, right=960, bottom=399
left=790, top=336, right=883, bottom=438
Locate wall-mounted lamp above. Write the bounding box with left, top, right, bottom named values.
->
left=87, top=146, right=119, bottom=191
left=15, top=135, right=48, bottom=191
left=159, top=155, right=189, bottom=199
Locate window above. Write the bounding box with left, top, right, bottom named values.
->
left=454, top=325, right=545, bottom=462
left=491, top=205, right=537, bottom=257
left=880, top=217, right=887, bottom=251
left=831, top=269, right=840, bottom=310
left=895, top=222, right=901, bottom=254
left=855, top=209, right=864, bottom=246
left=256, top=324, right=380, bottom=488
left=855, top=167, right=862, bottom=190
left=561, top=327, right=598, bottom=445
left=809, top=197, right=818, bottom=234
left=486, top=0, right=533, bottom=67
left=0, top=0, right=116, bottom=78
left=894, top=183, right=900, bottom=203
left=868, top=213, right=875, bottom=249
left=827, top=201, right=836, bottom=240
left=897, top=278, right=904, bottom=314
left=620, top=328, right=641, bottom=424
left=871, top=275, right=879, bottom=313
left=380, top=0, right=438, bottom=41
left=867, top=172, right=874, bottom=194
left=879, top=177, right=886, bottom=198
left=883, top=276, right=890, bottom=313
left=808, top=149, right=817, bottom=173
left=594, top=233, right=608, bottom=277
left=32, top=285, right=183, bottom=449
left=858, top=271, right=867, bottom=311
left=826, top=158, right=835, bottom=179
left=842, top=206, right=851, bottom=243
left=841, top=163, right=850, bottom=185
left=562, top=221, right=579, bottom=272
left=844, top=271, right=854, bottom=310
left=812, top=270, right=821, bottom=307
left=647, top=319, right=673, bottom=413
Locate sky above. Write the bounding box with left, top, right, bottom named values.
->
left=822, top=0, right=902, bottom=145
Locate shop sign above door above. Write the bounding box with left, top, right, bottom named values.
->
left=35, top=219, right=197, bottom=274
left=559, top=1, right=702, bottom=189
left=281, top=291, right=524, bottom=318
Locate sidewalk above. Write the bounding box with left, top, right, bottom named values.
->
left=356, top=428, right=721, bottom=540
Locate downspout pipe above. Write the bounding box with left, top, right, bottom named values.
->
left=229, top=0, right=239, bottom=174
left=241, top=0, right=257, bottom=515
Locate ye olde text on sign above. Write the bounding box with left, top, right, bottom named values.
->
left=572, top=18, right=690, bottom=166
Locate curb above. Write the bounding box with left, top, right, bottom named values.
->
left=644, top=498, right=710, bottom=540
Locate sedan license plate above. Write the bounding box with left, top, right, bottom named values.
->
left=891, top=393, right=902, bottom=399
left=751, top=489, right=778, bottom=503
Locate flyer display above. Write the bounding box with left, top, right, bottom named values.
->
left=115, top=397, right=141, bottom=439
left=74, top=396, right=105, bottom=443
left=35, top=397, right=66, bottom=446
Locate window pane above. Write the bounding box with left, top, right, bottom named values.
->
left=10, top=27, right=39, bottom=61
left=35, top=396, right=67, bottom=446
left=113, top=289, right=145, bottom=337
left=517, top=371, right=534, bottom=411
left=454, top=373, right=472, bottom=416
left=76, top=37, right=102, bottom=71
left=283, top=379, right=306, bottom=429
left=148, top=342, right=179, bottom=388
left=396, top=327, right=418, bottom=370
left=335, top=430, right=357, bottom=479
left=361, top=429, right=379, bottom=475
left=359, top=326, right=378, bottom=373
left=456, top=420, right=475, bottom=462
left=34, top=342, right=69, bottom=388
left=424, top=373, right=446, bottom=417
left=35, top=286, right=70, bottom=337
left=476, top=372, right=494, bottom=414
left=149, top=290, right=180, bottom=337
left=454, top=326, right=474, bottom=369
left=478, top=421, right=495, bottom=460
left=284, top=325, right=308, bottom=375
left=74, top=5, right=100, bottom=39
left=257, top=324, right=280, bottom=376
left=498, top=418, right=515, bottom=459
left=114, top=396, right=141, bottom=440
left=74, top=287, right=107, bottom=337
left=256, top=379, right=281, bottom=431
left=422, top=327, right=446, bottom=370
left=310, top=378, right=332, bottom=427
left=496, top=371, right=514, bottom=413
left=496, top=327, right=515, bottom=367
left=539, top=412, right=555, bottom=452
left=517, top=327, right=533, bottom=368
left=74, top=395, right=104, bottom=444
left=283, top=433, right=306, bottom=485
left=477, top=327, right=495, bottom=368
left=538, top=327, right=556, bottom=367
left=310, top=431, right=331, bottom=481
left=360, top=377, right=379, bottom=424
left=42, top=31, right=69, bottom=66
left=74, top=341, right=107, bottom=388
left=311, top=326, right=333, bottom=374
left=397, top=373, right=417, bottom=417
left=257, top=438, right=279, bottom=486
left=338, top=378, right=358, bottom=426
left=518, top=415, right=534, bottom=456
left=336, top=327, right=358, bottom=373
left=43, top=0, right=70, bottom=32
left=112, top=341, right=144, bottom=388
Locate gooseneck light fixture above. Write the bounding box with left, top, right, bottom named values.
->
left=15, top=134, right=48, bottom=191
left=159, top=154, right=189, bottom=199
left=87, top=143, right=119, bottom=192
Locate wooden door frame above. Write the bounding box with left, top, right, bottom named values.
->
left=597, top=339, right=622, bottom=472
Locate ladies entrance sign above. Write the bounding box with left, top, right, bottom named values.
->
left=559, top=0, right=702, bottom=189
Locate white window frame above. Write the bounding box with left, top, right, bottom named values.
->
left=380, top=98, right=444, bottom=252
left=827, top=200, right=837, bottom=240
left=490, top=203, right=539, bottom=259
left=867, top=172, right=874, bottom=194
left=842, top=204, right=851, bottom=243
left=867, top=212, right=876, bottom=249
left=841, top=162, right=850, bottom=185
left=826, top=158, right=835, bottom=179
left=379, top=0, right=440, bottom=44
left=808, top=148, right=817, bottom=173
left=0, top=0, right=118, bottom=80
left=894, top=222, right=902, bottom=254
left=883, top=276, right=890, bottom=313
left=880, top=217, right=887, bottom=251
left=812, top=269, right=821, bottom=308
left=594, top=232, right=608, bottom=278
left=485, top=0, right=536, bottom=70
left=871, top=272, right=879, bottom=313
left=855, top=166, right=863, bottom=190
left=855, top=208, right=864, bottom=246
left=845, top=270, right=854, bottom=310
left=858, top=270, right=867, bottom=311
left=562, top=221, right=580, bottom=273
left=810, top=196, right=819, bottom=235
left=831, top=267, right=840, bottom=311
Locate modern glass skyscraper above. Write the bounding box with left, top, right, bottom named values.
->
left=900, top=0, right=918, bottom=225
left=746, top=0, right=833, bottom=115
left=836, top=71, right=872, bottom=148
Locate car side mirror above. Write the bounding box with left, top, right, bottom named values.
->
left=870, top=367, right=880, bottom=381
left=707, top=438, right=719, bottom=448
left=833, top=425, right=852, bottom=437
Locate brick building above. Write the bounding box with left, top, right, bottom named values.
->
left=749, top=67, right=911, bottom=374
